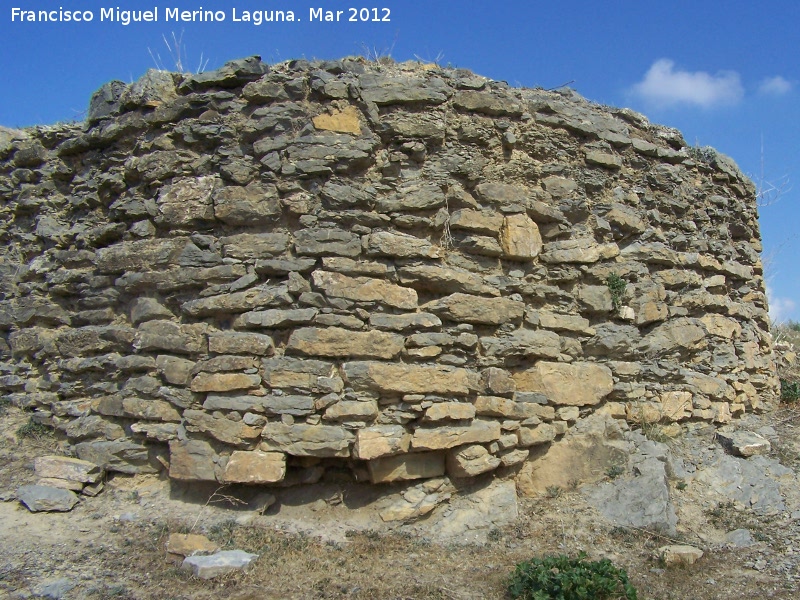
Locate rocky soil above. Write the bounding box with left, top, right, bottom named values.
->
left=2, top=400, right=800, bottom=600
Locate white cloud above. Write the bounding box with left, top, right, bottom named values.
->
left=631, top=59, right=744, bottom=108
left=767, top=286, right=797, bottom=323
left=759, top=75, right=793, bottom=96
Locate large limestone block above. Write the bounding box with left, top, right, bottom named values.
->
left=189, top=373, right=262, bottom=393
left=517, top=423, right=557, bottom=447
left=423, top=402, right=477, bottom=422
left=155, top=355, right=195, bottom=385
left=364, top=231, right=443, bottom=259
left=422, top=293, right=524, bottom=325
left=182, top=550, right=258, bottom=579
left=135, top=321, right=207, bottom=355
left=203, top=393, right=314, bottom=417
left=449, top=209, right=503, bottom=235
left=411, top=420, right=502, bottom=451
left=312, top=270, right=417, bottom=309
left=500, top=214, right=542, bottom=260
left=213, top=182, right=281, bottom=225
left=638, top=318, right=707, bottom=355
left=233, top=308, right=317, bottom=329
left=367, top=452, right=446, bottom=483
left=287, top=327, right=404, bottom=359
left=208, top=332, right=275, bottom=355
left=168, top=439, right=218, bottom=481
left=353, top=425, right=411, bottom=460
left=397, top=265, right=500, bottom=296
left=474, top=395, right=541, bottom=420
left=540, top=238, right=619, bottom=264
left=181, top=285, right=292, bottom=317
left=157, top=176, right=216, bottom=225
left=313, top=106, right=361, bottom=135
left=701, top=314, right=743, bottom=339
left=446, top=444, right=501, bottom=478
left=183, top=410, right=261, bottom=446
left=34, top=456, right=102, bottom=484
left=369, top=312, right=442, bottom=331
left=323, top=400, right=379, bottom=421
left=221, top=450, right=286, bottom=483
left=219, top=233, right=289, bottom=260
left=660, top=391, right=693, bottom=421
left=261, top=423, right=354, bottom=457
left=342, top=361, right=474, bottom=395
left=17, top=485, right=79, bottom=512
left=513, top=361, right=614, bottom=406
left=96, top=238, right=191, bottom=273
left=294, top=228, right=362, bottom=257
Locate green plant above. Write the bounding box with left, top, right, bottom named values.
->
left=16, top=417, right=51, bottom=439
left=508, top=552, right=638, bottom=600
left=0, top=397, right=10, bottom=417
left=605, top=465, right=625, bottom=480
left=545, top=485, right=562, bottom=499
left=780, top=379, right=800, bottom=403
left=676, top=480, right=688, bottom=491
left=606, top=274, right=627, bottom=311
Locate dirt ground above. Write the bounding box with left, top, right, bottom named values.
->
left=2, top=400, right=800, bottom=600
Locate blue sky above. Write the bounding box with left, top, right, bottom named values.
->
left=2, top=0, right=799, bottom=321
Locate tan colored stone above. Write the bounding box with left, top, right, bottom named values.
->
left=183, top=410, right=261, bottom=447
left=701, top=314, right=742, bottom=339
left=167, top=533, right=220, bottom=557
left=287, top=327, right=404, bottom=360
left=660, top=391, right=692, bottom=421
left=312, top=106, right=361, bottom=135
left=422, top=293, right=524, bottom=325
left=36, top=477, right=84, bottom=492
left=446, top=444, right=501, bottom=478
left=221, top=450, right=286, bottom=483
left=658, top=545, right=703, bottom=567
left=121, top=398, right=182, bottom=422
left=423, top=402, right=477, bottom=422
left=541, top=238, right=619, bottom=264
left=312, top=270, right=418, bottom=310
left=449, top=209, right=503, bottom=235
left=513, top=361, right=613, bottom=406
left=156, top=176, right=217, bottom=225
left=474, top=395, right=540, bottom=420
left=367, top=452, right=445, bottom=483
left=353, top=425, right=411, bottom=460
left=534, top=311, right=594, bottom=334
left=342, top=361, right=474, bottom=395
left=189, top=373, right=261, bottom=393
left=500, top=214, right=542, bottom=260
left=365, top=231, right=443, bottom=259
left=482, top=367, right=516, bottom=394
left=411, top=420, right=501, bottom=451
left=168, top=439, right=218, bottom=482
left=324, top=400, right=379, bottom=421
left=517, top=423, right=556, bottom=447
left=156, top=355, right=195, bottom=386
left=34, top=456, right=102, bottom=484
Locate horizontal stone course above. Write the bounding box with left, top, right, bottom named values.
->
left=0, top=56, right=777, bottom=491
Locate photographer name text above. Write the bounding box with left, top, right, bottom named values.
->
left=10, top=6, right=391, bottom=26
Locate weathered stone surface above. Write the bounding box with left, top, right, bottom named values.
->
left=33, top=456, right=102, bottom=484
left=75, top=440, right=158, bottom=474
left=411, top=420, right=501, bottom=450
left=219, top=233, right=289, bottom=260
left=343, top=361, right=473, bottom=395
left=221, top=450, right=286, bottom=483
left=540, top=238, right=619, bottom=264
left=423, top=293, right=524, bottom=325
left=446, top=444, right=501, bottom=478
left=369, top=312, right=441, bottom=331
left=658, top=545, right=704, bottom=567
left=166, top=533, right=220, bottom=557
left=480, top=329, right=562, bottom=359
left=135, top=321, right=207, bottom=355
left=261, top=423, right=354, bottom=457
left=368, top=452, right=446, bottom=483
left=204, top=393, right=314, bottom=416
left=353, top=425, right=411, bottom=460
left=454, top=91, right=523, bottom=116
left=156, top=355, right=195, bottom=386
left=500, top=214, right=542, bottom=259
left=213, top=183, right=280, bottom=225
left=513, top=362, right=614, bottom=406
left=517, top=423, right=557, bottom=447
left=423, top=402, right=477, bottom=422
left=182, top=285, right=292, bottom=317
left=287, top=327, right=404, bottom=359
left=157, top=176, right=216, bottom=225
left=17, top=485, right=79, bottom=512
left=234, top=308, right=317, bottom=329
left=312, top=271, right=417, bottom=309
left=168, top=439, right=217, bottom=481
left=130, top=298, right=174, bottom=325
left=716, top=430, right=771, bottom=457
left=638, top=318, right=706, bottom=355
left=189, top=373, right=261, bottom=393
left=449, top=209, right=503, bottom=235
left=208, top=332, right=274, bottom=355
left=398, top=265, right=499, bottom=296
left=184, top=410, right=261, bottom=446
left=182, top=550, right=258, bottom=579
left=313, top=106, right=361, bottom=135
left=474, top=395, right=540, bottom=420
left=324, top=399, right=379, bottom=421
left=659, top=391, right=693, bottom=421
left=295, top=228, right=361, bottom=257
left=364, top=231, right=443, bottom=259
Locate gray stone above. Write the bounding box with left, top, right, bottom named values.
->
left=34, top=578, right=77, bottom=599
left=17, top=485, right=79, bottom=512
left=182, top=550, right=259, bottom=579
left=716, top=430, right=771, bottom=457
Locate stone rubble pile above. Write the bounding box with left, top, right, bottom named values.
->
left=0, top=55, right=778, bottom=489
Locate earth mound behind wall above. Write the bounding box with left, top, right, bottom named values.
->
left=0, top=56, right=778, bottom=488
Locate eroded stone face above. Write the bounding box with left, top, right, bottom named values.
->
left=1, top=58, right=776, bottom=492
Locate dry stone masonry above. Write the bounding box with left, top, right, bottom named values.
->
left=0, top=56, right=779, bottom=489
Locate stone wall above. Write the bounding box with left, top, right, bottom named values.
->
left=0, top=56, right=779, bottom=487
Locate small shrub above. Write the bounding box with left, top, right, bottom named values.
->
left=545, top=485, right=562, bottom=499
left=16, top=417, right=51, bottom=439
left=780, top=379, right=800, bottom=403
left=508, top=552, right=638, bottom=600
left=606, top=274, right=627, bottom=311
left=605, top=465, right=625, bottom=480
